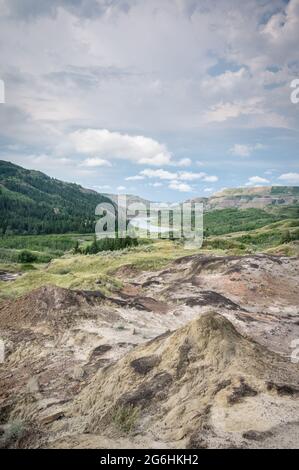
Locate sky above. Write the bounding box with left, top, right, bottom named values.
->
left=0, top=0, right=299, bottom=202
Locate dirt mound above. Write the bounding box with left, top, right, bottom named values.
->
left=0, top=285, right=105, bottom=328
left=70, top=311, right=299, bottom=448
left=174, top=253, right=292, bottom=279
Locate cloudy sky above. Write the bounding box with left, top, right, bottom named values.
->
left=0, top=0, right=299, bottom=201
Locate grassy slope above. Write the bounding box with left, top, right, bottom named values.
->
left=204, top=218, right=299, bottom=256
left=1, top=221, right=298, bottom=301
left=0, top=233, right=94, bottom=263
left=203, top=205, right=299, bottom=236
left=0, top=240, right=201, bottom=301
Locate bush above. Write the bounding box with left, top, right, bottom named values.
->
left=0, top=420, right=26, bottom=449
left=83, top=236, right=139, bottom=255
left=203, top=238, right=245, bottom=250
left=17, top=250, right=37, bottom=263
left=291, top=229, right=299, bottom=241
left=281, top=230, right=292, bottom=244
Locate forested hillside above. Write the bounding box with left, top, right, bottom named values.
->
left=0, top=160, right=113, bottom=235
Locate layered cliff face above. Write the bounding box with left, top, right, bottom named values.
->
left=0, top=253, right=298, bottom=449
left=190, top=186, right=299, bottom=211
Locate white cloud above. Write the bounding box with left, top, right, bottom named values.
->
left=139, top=169, right=218, bottom=192
left=246, top=176, right=270, bottom=186
left=116, top=185, right=126, bottom=191
left=203, top=99, right=263, bottom=123
left=168, top=180, right=192, bottom=192
left=262, top=0, right=299, bottom=45
left=150, top=182, right=163, bottom=187
left=176, top=158, right=192, bottom=167
left=202, top=175, right=218, bottom=182
left=125, top=175, right=145, bottom=181
left=278, top=173, right=299, bottom=184
left=229, top=143, right=266, bottom=157
left=81, top=157, right=111, bottom=167
left=178, top=171, right=206, bottom=181
left=140, top=168, right=178, bottom=180
left=139, top=168, right=218, bottom=183
left=69, top=129, right=172, bottom=166
left=201, top=67, right=250, bottom=93
left=204, top=187, right=214, bottom=193
left=229, top=144, right=251, bottom=157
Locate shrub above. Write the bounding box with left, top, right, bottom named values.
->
left=83, top=236, right=139, bottom=255
left=0, top=420, right=26, bottom=449
left=17, top=250, right=37, bottom=263
left=281, top=230, right=292, bottom=244
left=291, top=229, right=299, bottom=241
left=112, top=405, right=139, bottom=433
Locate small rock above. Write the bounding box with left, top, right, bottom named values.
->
left=27, top=377, right=40, bottom=395
left=40, top=412, right=65, bottom=425
left=72, top=366, right=85, bottom=380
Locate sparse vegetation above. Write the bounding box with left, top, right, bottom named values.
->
left=0, top=420, right=27, bottom=449
left=81, top=236, right=139, bottom=255
left=112, top=405, right=140, bottom=433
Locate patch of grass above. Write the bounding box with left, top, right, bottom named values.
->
left=55, top=267, right=71, bottom=275
left=0, top=420, right=26, bottom=449
left=0, top=233, right=88, bottom=252
left=20, top=264, right=37, bottom=272
left=0, top=248, right=19, bottom=263
left=115, top=325, right=126, bottom=330
left=204, top=218, right=299, bottom=253
left=0, top=233, right=94, bottom=265
left=112, top=405, right=140, bottom=434
left=0, top=240, right=199, bottom=300
left=130, top=256, right=172, bottom=271
left=266, top=241, right=299, bottom=257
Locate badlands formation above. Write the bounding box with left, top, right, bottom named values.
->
left=0, top=253, right=298, bottom=448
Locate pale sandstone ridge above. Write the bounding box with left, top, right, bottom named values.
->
left=189, top=186, right=299, bottom=211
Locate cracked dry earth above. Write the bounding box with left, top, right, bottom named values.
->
left=0, top=253, right=298, bottom=448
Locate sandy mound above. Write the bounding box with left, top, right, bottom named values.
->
left=0, top=285, right=105, bottom=328
left=68, top=312, right=299, bottom=448
left=172, top=254, right=299, bottom=308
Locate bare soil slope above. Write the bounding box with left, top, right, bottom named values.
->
left=68, top=312, right=299, bottom=449
left=0, top=253, right=298, bottom=448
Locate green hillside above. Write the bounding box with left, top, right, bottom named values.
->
left=203, top=205, right=299, bottom=236
left=0, top=160, right=113, bottom=235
